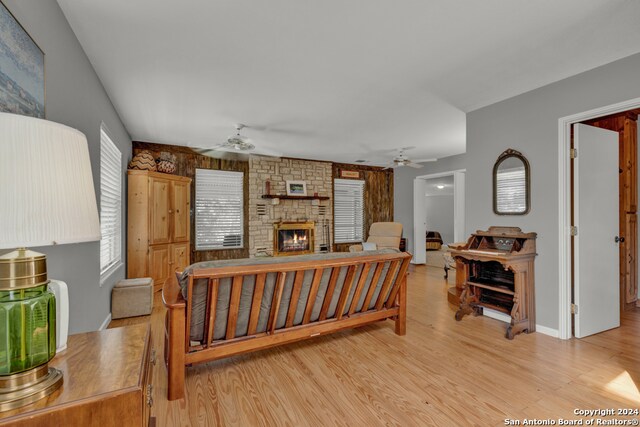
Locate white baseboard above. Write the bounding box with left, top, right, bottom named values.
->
left=483, top=308, right=560, bottom=338
left=482, top=308, right=511, bottom=323
left=99, top=313, right=112, bottom=331
left=535, top=324, right=559, bottom=338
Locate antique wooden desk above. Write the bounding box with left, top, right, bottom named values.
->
left=450, top=226, right=537, bottom=339
left=0, top=323, right=154, bottom=426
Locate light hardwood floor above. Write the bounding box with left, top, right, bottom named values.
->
left=111, top=265, right=640, bottom=426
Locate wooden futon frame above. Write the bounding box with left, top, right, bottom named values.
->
left=162, top=251, right=412, bottom=400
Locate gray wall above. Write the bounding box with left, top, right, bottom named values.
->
left=4, top=1, right=131, bottom=333
left=425, top=194, right=454, bottom=244
left=394, top=153, right=467, bottom=255
left=465, top=53, right=640, bottom=331
left=396, top=52, right=640, bottom=331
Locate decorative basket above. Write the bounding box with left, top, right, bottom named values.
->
left=128, top=150, right=156, bottom=171
left=156, top=151, right=177, bottom=174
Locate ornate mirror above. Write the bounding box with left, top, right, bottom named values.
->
left=493, top=149, right=530, bottom=215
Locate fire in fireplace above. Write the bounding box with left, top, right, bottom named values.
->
left=279, top=230, right=309, bottom=252
left=274, top=221, right=315, bottom=256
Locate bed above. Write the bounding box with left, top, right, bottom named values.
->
left=426, top=231, right=443, bottom=251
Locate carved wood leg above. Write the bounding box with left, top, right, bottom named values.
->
left=455, top=285, right=474, bottom=321
left=506, top=319, right=530, bottom=340
left=167, top=304, right=186, bottom=401
left=507, top=292, right=529, bottom=339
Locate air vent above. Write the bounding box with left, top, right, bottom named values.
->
left=256, top=203, right=267, bottom=216
left=318, top=205, right=327, bottom=216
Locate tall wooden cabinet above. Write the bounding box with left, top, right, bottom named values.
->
left=128, top=170, right=192, bottom=292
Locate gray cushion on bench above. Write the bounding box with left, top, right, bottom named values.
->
left=179, top=249, right=401, bottom=343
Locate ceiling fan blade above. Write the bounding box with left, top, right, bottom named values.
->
left=245, top=124, right=316, bottom=137
left=193, top=148, right=247, bottom=161
left=413, top=158, right=438, bottom=163
left=406, top=162, right=423, bottom=169
left=251, top=148, right=283, bottom=158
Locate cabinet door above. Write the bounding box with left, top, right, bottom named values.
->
left=171, top=181, right=190, bottom=242
left=149, top=178, right=171, bottom=245
left=170, top=242, right=190, bottom=273
left=148, top=245, right=170, bottom=286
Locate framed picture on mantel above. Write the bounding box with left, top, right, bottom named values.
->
left=0, top=1, right=45, bottom=118
left=286, top=180, right=307, bottom=196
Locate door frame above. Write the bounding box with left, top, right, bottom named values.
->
left=412, top=169, right=466, bottom=264
left=557, top=96, right=640, bottom=339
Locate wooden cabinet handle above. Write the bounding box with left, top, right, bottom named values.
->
left=147, top=384, right=154, bottom=407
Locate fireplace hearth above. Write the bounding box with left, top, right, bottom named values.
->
left=274, top=221, right=315, bottom=256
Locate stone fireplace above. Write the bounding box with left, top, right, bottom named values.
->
left=248, top=156, right=333, bottom=257
left=274, top=221, right=315, bottom=256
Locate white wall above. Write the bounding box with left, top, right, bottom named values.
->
left=425, top=194, right=454, bottom=244
left=3, top=1, right=132, bottom=333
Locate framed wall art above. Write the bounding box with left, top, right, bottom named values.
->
left=0, top=1, right=45, bottom=118
left=286, top=180, right=307, bottom=196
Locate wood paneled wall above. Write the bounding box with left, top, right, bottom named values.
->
left=133, top=142, right=250, bottom=262
left=331, top=163, right=395, bottom=252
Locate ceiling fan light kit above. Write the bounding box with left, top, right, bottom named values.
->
left=224, top=124, right=255, bottom=151
left=381, top=147, right=433, bottom=169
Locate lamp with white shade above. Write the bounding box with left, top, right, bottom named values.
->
left=0, top=112, right=101, bottom=410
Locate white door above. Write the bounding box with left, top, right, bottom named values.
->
left=413, top=178, right=427, bottom=264
left=574, top=123, right=620, bottom=338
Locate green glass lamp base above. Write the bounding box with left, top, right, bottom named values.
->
left=0, top=363, right=63, bottom=412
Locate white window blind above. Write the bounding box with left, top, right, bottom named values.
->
left=195, top=169, right=244, bottom=250
left=334, top=178, right=365, bottom=243
left=496, top=168, right=526, bottom=213
left=99, top=126, right=122, bottom=277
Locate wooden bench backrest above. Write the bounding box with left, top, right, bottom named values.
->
left=183, top=251, right=412, bottom=352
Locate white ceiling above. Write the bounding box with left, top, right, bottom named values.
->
left=57, top=0, right=640, bottom=164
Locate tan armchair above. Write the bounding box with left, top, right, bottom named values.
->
left=349, top=222, right=403, bottom=252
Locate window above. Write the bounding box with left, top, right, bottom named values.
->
left=334, top=178, right=364, bottom=243
left=99, top=125, right=122, bottom=278
left=195, top=169, right=244, bottom=250
left=495, top=168, right=526, bottom=213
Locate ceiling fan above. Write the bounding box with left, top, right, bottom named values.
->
left=215, top=124, right=255, bottom=151
left=383, top=147, right=436, bottom=169
left=199, top=123, right=282, bottom=158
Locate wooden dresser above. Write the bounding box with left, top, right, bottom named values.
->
left=128, top=170, right=192, bottom=292
left=450, top=226, right=537, bottom=339
left=0, top=324, right=154, bottom=427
